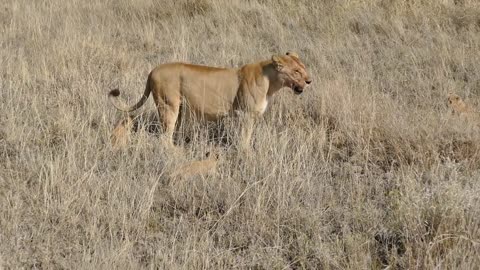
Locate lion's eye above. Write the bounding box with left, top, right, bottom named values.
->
left=295, top=70, right=301, bottom=75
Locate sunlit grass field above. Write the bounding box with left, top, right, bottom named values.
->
left=1, top=0, right=480, bottom=268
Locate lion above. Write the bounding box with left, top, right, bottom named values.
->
left=110, top=115, right=134, bottom=149
left=169, top=151, right=220, bottom=179
left=447, top=93, right=475, bottom=116
left=108, top=51, right=312, bottom=148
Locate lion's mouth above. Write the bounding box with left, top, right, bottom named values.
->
left=293, top=85, right=304, bottom=95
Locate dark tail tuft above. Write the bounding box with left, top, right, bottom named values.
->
left=109, top=88, right=120, bottom=97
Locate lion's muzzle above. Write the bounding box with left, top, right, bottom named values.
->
left=293, top=85, right=304, bottom=95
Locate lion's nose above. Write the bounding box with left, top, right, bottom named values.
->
left=306, top=79, right=312, bottom=85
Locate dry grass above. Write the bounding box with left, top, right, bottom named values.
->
left=1, top=0, right=480, bottom=269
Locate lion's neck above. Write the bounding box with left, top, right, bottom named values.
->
left=261, top=61, right=283, bottom=97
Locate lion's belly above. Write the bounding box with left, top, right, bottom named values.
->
left=180, top=70, right=239, bottom=120
left=182, top=104, right=229, bottom=122
left=182, top=88, right=237, bottom=121
left=184, top=96, right=232, bottom=121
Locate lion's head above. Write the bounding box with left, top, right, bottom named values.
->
left=447, top=93, right=461, bottom=107
left=272, top=52, right=312, bottom=95
left=447, top=93, right=472, bottom=115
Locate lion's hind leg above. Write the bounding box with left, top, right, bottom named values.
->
left=153, top=96, right=181, bottom=147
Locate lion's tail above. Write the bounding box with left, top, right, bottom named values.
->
left=108, top=78, right=152, bottom=112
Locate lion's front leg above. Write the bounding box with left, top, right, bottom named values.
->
left=234, top=110, right=257, bottom=151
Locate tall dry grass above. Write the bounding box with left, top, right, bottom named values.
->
left=1, top=0, right=480, bottom=268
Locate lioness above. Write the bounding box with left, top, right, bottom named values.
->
left=109, top=52, right=312, bottom=147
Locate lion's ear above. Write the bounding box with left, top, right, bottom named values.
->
left=286, top=51, right=299, bottom=59
left=272, top=55, right=284, bottom=70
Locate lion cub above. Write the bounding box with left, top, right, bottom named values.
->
left=110, top=115, right=134, bottom=149
left=169, top=151, right=220, bottom=179
left=447, top=93, right=475, bottom=116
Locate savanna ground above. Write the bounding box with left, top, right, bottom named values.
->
left=1, top=0, right=480, bottom=269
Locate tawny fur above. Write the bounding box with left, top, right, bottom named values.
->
left=447, top=93, right=475, bottom=116
left=169, top=153, right=220, bottom=179
left=110, top=115, right=134, bottom=149
left=108, top=52, right=312, bottom=147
